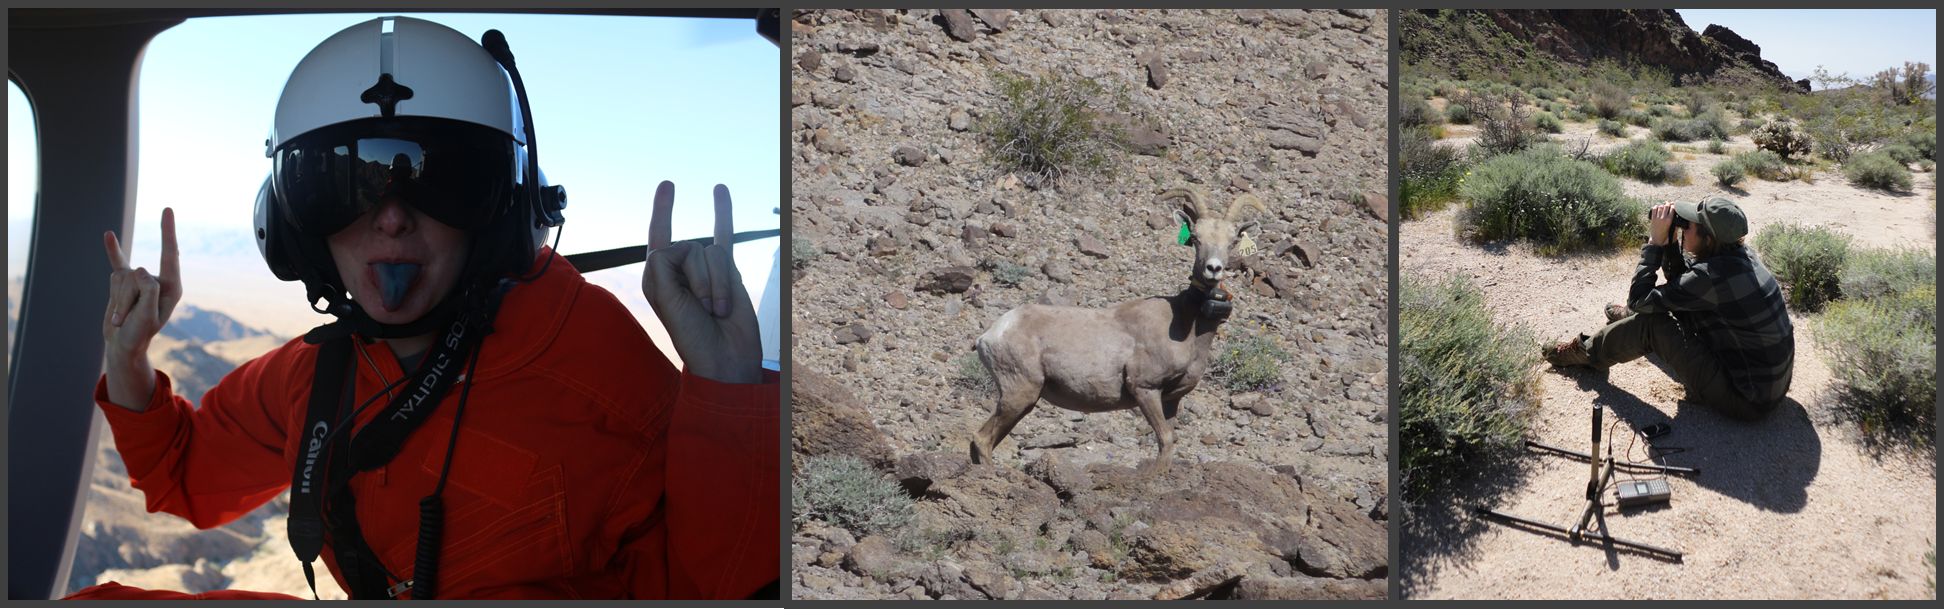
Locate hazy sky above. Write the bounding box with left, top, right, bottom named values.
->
left=1678, top=9, right=1936, bottom=89
left=10, top=13, right=779, bottom=347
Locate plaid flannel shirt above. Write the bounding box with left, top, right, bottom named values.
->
left=1627, top=243, right=1794, bottom=405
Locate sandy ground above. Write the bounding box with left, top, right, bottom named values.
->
left=1398, top=149, right=1938, bottom=599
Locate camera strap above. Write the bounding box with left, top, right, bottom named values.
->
left=287, top=295, right=493, bottom=599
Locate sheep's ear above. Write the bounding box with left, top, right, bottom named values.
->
left=1172, top=209, right=1193, bottom=230
left=1235, top=221, right=1259, bottom=236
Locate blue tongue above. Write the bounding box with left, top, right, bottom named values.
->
left=374, top=263, right=421, bottom=310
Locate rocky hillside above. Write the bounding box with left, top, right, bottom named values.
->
left=1401, top=9, right=1807, bottom=92
left=790, top=9, right=1389, bottom=600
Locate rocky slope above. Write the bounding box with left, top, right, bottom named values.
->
left=1401, top=9, right=1807, bottom=92
left=790, top=9, right=1389, bottom=600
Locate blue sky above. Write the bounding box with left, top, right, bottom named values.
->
left=10, top=13, right=779, bottom=351
left=1678, top=9, right=1936, bottom=89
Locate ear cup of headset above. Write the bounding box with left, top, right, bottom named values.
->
left=254, top=174, right=301, bottom=281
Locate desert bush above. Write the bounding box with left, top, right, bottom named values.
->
left=1533, top=111, right=1563, bottom=134
left=1210, top=334, right=1294, bottom=392
left=977, top=70, right=1130, bottom=187
left=1707, top=137, right=1728, bottom=155
left=1696, top=110, right=1733, bottom=140
left=793, top=454, right=915, bottom=536
left=1446, top=103, right=1473, bottom=125
left=1624, top=111, right=1653, bottom=128
left=1841, top=246, right=1936, bottom=302
left=992, top=260, right=1030, bottom=287
left=1399, top=95, right=1441, bottom=129
left=1399, top=273, right=1540, bottom=503
left=1844, top=151, right=1914, bottom=192
left=1737, top=118, right=1766, bottom=133
left=1460, top=144, right=1646, bottom=250
left=1903, top=129, right=1936, bottom=160
left=1753, top=223, right=1853, bottom=310
left=1712, top=159, right=1745, bottom=187
left=1548, top=101, right=1569, bottom=116
left=792, top=235, right=823, bottom=267
left=1652, top=117, right=1715, bottom=142
left=1817, top=286, right=1936, bottom=441
left=1591, top=81, right=1630, bottom=120
left=1597, top=119, right=1627, bottom=138
left=1648, top=104, right=1674, bottom=117
left=1752, top=120, right=1813, bottom=159
left=1600, top=138, right=1673, bottom=182
left=1735, top=150, right=1786, bottom=180
left=1881, top=143, right=1922, bottom=166
left=1531, top=86, right=1556, bottom=100
left=1461, top=92, right=1538, bottom=156
left=1401, top=126, right=1467, bottom=219
left=1663, top=161, right=1691, bottom=186
left=953, top=351, right=996, bottom=393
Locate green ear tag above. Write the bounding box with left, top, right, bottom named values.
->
left=1177, top=223, right=1191, bottom=245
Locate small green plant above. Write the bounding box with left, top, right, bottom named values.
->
left=1597, top=119, right=1626, bottom=138
left=992, top=261, right=1030, bottom=287
left=978, top=70, right=1131, bottom=188
left=1399, top=95, right=1442, bottom=129
left=1625, top=110, right=1654, bottom=128
left=1753, top=223, right=1853, bottom=310
left=1707, top=137, right=1727, bottom=155
left=1533, top=111, right=1563, bottom=134
left=1737, top=117, right=1766, bottom=133
left=793, top=454, right=915, bottom=537
left=1735, top=150, right=1786, bottom=181
left=1400, top=125, right=1466, bottom=219
left=995, top=536, right=1016, bottom=555
left=1548, top=101, right=1569, bottom=116
left=1446, top=103, right=1473, bottom=125
left=1844, top=151, right=1914, bottom=192
left=1712, top=159, right=1745, bottom=187
left=1210, top=334, right=1294, bottom=392
left=1460, top=144, right=1646, bottom=252
left=1600, top=138, right=1673, bottom=183
left=953, top=352, right=995, bottom=394
left=1903, top=129, right=1936, bottom=160
left=791, top=235, right=822, bottom=268
left=1400, top=272, right=1540, bottom=504
left=1531, top=86, right=1556, bottom=100
left=1649, top=104, right=1673, bottom=117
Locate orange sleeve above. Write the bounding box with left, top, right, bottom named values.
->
left=63, top=581, right=303, bottom=601
left=653, top=370, right=780, bottom=599
left=94, top=344, right=303, bottom=530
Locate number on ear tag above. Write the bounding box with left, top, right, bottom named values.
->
left=1237, top=234, right=1257, bottom=256
left=1177, top=223, right=1191, bottom=245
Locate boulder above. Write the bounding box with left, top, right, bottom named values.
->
left=792, top=369, right=896, bottom=471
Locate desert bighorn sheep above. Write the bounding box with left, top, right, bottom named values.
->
left=970, top=187, right=1268, bottom=475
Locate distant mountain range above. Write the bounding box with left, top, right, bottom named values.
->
left=8, top=280, right=284, bottom=403
left=161, top=305, right=275, bottom=345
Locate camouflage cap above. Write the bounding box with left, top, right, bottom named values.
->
left=1674, top=197, right=1747, bottom=243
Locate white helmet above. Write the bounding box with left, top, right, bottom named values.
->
left=255, top=16, right=562, bottom=333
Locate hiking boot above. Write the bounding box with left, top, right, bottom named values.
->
left=1604, top=303, right=1633, bottom=324
left=1544, top=334, right=1593, bottom=368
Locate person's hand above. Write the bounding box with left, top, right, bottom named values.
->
left=100, top=207, right=182, bottom=411
left=1647, top=202, right=1676, bottom=246
left=641, top=182, right=763, bottom=384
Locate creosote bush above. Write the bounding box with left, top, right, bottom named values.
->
left=1446, top=103, right=1473, bottom=125
left=1712, top=159, right=1745, bottom=187
left=1840, top=246, right=1935, bottom=302
left=1399, top=95, right=1441, bottom=129
left=793, top=454, right=915, bottom=537
left=1707, top=137, right=1727, bottom=155
left=1600, top=138, right=1673, bottom=183
left=1400, top=273, right=1540, bottom=504
left=1401, top=125, right=1466, bottom=219
left=1534, top=111, right=1563, bottom=134
left=1818, top=286, right=1936, bottom=442
left=1753, top=223, right=1852, bottom=310
left=1881, top=143, right=1922, bottom=166
left=1597, top=119, right=1626, bottom=138
left=1590, top=81, right=1630, bottom=119
left=1459, top=144, right=1646, bottom=251
left=1843, top=151, right=1914, bottom=192
left=1735, top=150, right=1785, bottom=181
left=978, top=70, right=1130, bottom=188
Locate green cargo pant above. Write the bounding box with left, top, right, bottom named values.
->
left=1585, top=311, right=1777, bottom=421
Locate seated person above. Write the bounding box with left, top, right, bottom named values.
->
left=1544, top=197, right=1794, bottom=421
left=72, top=16, right=776, bottom=600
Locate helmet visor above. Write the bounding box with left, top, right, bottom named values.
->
left=274, top=119, right=515, bottom=236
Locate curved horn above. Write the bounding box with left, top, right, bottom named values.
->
left=1225, top=194, right=1270, bottom=222
left=1157, top=187, right=1208, bottom=221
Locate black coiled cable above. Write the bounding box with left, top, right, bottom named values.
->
left=411, top=336, right=486, bottom=599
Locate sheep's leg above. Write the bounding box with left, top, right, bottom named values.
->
left=1133, top=388, right=1176, bottom=477
left=971, top=378, right=1040, bottom=465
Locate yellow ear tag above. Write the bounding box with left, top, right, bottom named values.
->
left=1237, top=234, right=1257, bottom=256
